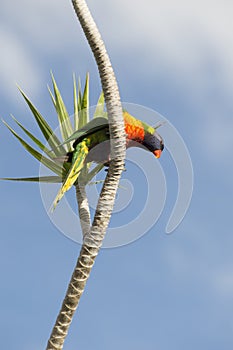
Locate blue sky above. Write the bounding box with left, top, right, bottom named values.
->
left=1, top=1, right=233, bottom=349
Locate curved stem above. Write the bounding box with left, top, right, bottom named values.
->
left=46, top=244, right=98, bottom=350
left=71, top=0, right=125, bottom=152
left=75, top=183, right=91, bottom=238
left=46, top=1, right=125, bottom=349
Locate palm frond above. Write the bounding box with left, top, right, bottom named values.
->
left=3, top=73, right=107, bottom=191
left=78, top=77, right=82, bottom=112
left=3, top=120, right=64, bottom=176
left=0, top=176, right=62, bottom=183
left=18, top=86, right=65, bottom=156
left=73, top=74, right=79, bottom=130
left=78, top=73, right=89, bottom=129
left=10, top=115, right=54, bottom=158
left=82, top=164, right=104, bottom=185
left=50, top=73, right=74, bottom=149
left=94, top=91, right=106, bottom=118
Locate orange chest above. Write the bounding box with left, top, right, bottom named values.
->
left=124, top=123, right=145, bottom=142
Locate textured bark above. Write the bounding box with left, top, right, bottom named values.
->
left=46, top=244, right=98, bottom=350
left=71, top=0, right=125, bottom=157
left=75, top=183, right=91, bottom=239
left=46, top=0, right=125, bottom=349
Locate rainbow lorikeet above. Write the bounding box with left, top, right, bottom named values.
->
left=52, top=111, right=164, bottom=210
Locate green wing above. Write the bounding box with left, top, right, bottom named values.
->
left=62, top=117, right=109, bottom=146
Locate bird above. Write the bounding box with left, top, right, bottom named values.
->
left=51, top=111, right=164, bottom=210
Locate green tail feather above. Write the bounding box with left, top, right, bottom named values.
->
left=51, top=140, right=89, bottom=211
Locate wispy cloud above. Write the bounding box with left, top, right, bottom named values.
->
left=1, top=0, right=232, bottom=155
left=2, top=1, right=233, bottom=75
left=0, top=27, right=42, bottom=99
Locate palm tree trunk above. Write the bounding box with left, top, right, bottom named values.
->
left=75, top=183, right=91, bottom=239
left=46, top=1, right=125, bottom=349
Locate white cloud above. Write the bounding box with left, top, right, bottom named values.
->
left=1, top=0, right=233, bottom=106
left=0, top=1, right=86, bottom=100
left=87, top=1, right=233, bottom=66
left=2, top=0, right=233, bottom=68
left=0, top=27, right=42, bottom=100
left=1, top=1, right=75, bottom=50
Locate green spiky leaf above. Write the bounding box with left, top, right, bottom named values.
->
left=78, top=73, right=89, bottom=129
left=73, top=74, right=79, bottom=130
left=77, top=78, right=82, bottom=112
left=2, top=73, right=107, bottom=197
left=83, top=164, right=104, bottom=185
left=50, top=73, right=74, bottom=148
left=3, top=120, right=65, bottom=176
left=11, top=115, right=54, bottom=158
left=0, top=176, right=62, bottom=183
left=47, top=85, right=56, bottom=108
left=94, top=91, right=107, bottom=118
left=18, top=87, right=64, bottom=156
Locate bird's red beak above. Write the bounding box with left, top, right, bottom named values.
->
left=153, top=150, right=162, bottom=158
